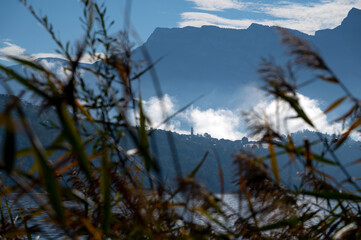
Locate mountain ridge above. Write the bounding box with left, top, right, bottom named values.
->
left=131, top=7, right=360, bottom=110
left=145, top=7, right=361, bottom=43
left=4, top=8, right=361, bottom=114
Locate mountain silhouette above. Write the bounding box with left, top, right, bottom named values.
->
left=133, top=7, right=361, bottom=110
left=4, top=8, right=361, bottom=112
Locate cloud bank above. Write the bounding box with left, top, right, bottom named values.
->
left=185, top=107, right=244, bottom=140
left=180, top=12, right=254, bottom=29
left=139, top=94, right=245, bottom=140
left=141, top=92, right=346, bottom=141
left=143, top=94, right=185, bottom=133
left=0, top=41, right=26, bottom=61
left=185, top=0, right=248, bottom=11
left=251, top=93, right=343, bottom=137
left=180, top=0, right=361, bottom=34
left=0, top=41, right=102, bottom=64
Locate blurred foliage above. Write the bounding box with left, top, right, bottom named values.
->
left=0, top=0, right=361, bottom=239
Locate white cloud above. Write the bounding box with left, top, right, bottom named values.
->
left=180, top=0, right=361, bottom=34
left=32, top=52, right=103, bottom=64
left=38, top=58, right=57, bottom=69
left=143, top=94, right=185, bottom=133
left=78, top=53, right=106, bottom=64
left=259, top=0, right=361, bottom=34
left=128, top=94, right=187, bottom=134
left=185, top=107, right=245, bottom=140
left=0, top=42, right=26, bottom=60
left=37, top=58, right=75, bottom=81
left=138, top=95, right=245, bottom=139
left=251, top=93, right=343, bottom=137
left=231, top=84, right=265, bottom=110
left=185, top=0, right=247, bottom=11
left=0, top=40, right=103, bottom=64
left=180, top=12, right=255, bottom=29
left=31, top=53, right=66, bottom=60
left=132, top=93, right=361, bottom=141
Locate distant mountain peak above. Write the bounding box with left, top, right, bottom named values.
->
left=315, top=7, right=361, bottom=36
left=248, top=23, right=270, bottom=30
left=340, top=7, right=361, bottom=28
left=200, top=25, right=220, bottom=30
left=348, top=7, right=361, bottom=16
left=35, top=57, right=68, bottom=63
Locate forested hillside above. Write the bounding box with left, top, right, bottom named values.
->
left=1, top=94, right=360, bottom=192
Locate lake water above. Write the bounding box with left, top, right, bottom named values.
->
left=1, top=193, right=337, bottom=239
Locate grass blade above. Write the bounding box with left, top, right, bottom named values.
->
left=5, top=55, right=55, bottom=77
left=335, top=118, right=361, bottom=149
left=3, top=113, right=16, bottom=173
left=57, top=102, right=91, bottom=179
left=101, top=142, right=111, bottom=235
left=0, top=64, right=49, bottom=99
left=268, top=140, right=280, bottom=185
left=188, top=151, right=209, bottom=178
left=276, top=89, right=314, bottom=127
left=138, top=94, right=158, bottom=172
left=4, top=199, right=15, bottom=227
left=324, top=96, right=347, bottom=114
left=302, top=190, right=361, bottom=201
left=259, top=213, right=317, bottom=231
left=16, top=104, right=65, bottom=223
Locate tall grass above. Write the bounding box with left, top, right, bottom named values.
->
left=0, top=0, right=361, bottom=239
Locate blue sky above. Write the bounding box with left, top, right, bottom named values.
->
left=0, top=0, right=360, bottom=65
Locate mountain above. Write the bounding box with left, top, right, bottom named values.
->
left=4, top=8, right=361, bottom=110
left=138, top=129, right=361, bottom=192
left=2, top=8, right=361, bottom=138
left=133, top=24, right=294, bottom=108
left=133, top=8, right=361, bottom=109
left=312, top=7, right=361, bottom=98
